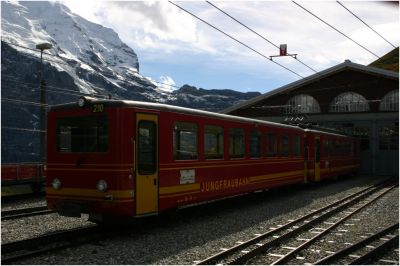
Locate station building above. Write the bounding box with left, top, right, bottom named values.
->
left=223, top=50, right=399, bottom=176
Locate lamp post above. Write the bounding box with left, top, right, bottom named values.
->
left=36, top=42, right=52, bottom=166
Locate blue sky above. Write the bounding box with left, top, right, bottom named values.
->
left=64, top=1, right=399, bottom=93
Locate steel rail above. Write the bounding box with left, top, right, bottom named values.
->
left=272, top=184, right=397, bottom=264
left=349, top=234, right=399, bottom=265
left=1, top=225, right=103, bottom=264
left=314, top=223, right=399, bottom=264
left=1, top=206, right=54, bottom=220
left=196, top=177, right=394, bottom=265
left=228, top=182, right=395, bottom=265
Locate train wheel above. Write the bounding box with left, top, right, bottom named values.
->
left=30, top=182, right=42, bottom=194
left=159, top=208, right=179, bottom=222
left=89, top=213, right=134, bottom=226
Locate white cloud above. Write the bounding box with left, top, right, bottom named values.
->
left=158, top=75, right=177, bottom=92
left=62, top=1, right=399, bottom=90
left=146, top=75, right=177, bottom=92
left=63, top=1, right=398, bottom=57
left=63, top=1, right=207, bottom=52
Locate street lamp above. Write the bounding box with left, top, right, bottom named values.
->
left=36, top=42, right=52, bottom=167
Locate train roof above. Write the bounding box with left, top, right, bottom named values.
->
left=304, top=128, right=353, bottom=138
left=51, top=97, right=304, bottom=131
left=52, top=97, right=352, bottom=138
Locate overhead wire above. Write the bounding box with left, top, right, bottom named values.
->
left=206, top=1, right=279, bottom=49
left=3, top=30, right=269, bottom=94
left=205, top=1, right=319, bottom=74
left=3, top=38, right=186, bottom=92
left=2, top=79, right=96, bottom=135
left=3, top=75, right=91, bottom=94
left=4, top=75, right=234, bottom=109
left=2, top=126, right=46, bottom=133
left=5, top=70, right=232, bottom=100
left=292, top=1, right=380, bottom=59
left=1, top=39, right=53, bottom=54
left=2, top=39, right=186, bottom=96
left=2, top=3, right=392, bottom=102
left=5, top=46, right=69, bottom=66
left=2, top=41, right=124, bottom=99
left=2, top=39, right=70, bottom=66
left=3, top=74, right=181, bottom=101
left=1, top=39, right=113, bottom=107
left=169, top=0, right=305, bottom=79
left=6, top=3, right=386, bottom=103
left=336, top=1, right=397, bottom=49
left=3, top=73, right=201, bottom=110
left=1, top=97, right=49, bottom=107
left=2, top=76, right=113, bottom=101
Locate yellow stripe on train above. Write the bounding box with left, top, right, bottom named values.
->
left=46, top=187, right=133, bottom=199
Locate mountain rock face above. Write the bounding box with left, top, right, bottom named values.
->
left=172, top=85, right=261, bottom=111
left=368, top=47, right=399, bottom=72
left=1, top=1, right=260, bottom=163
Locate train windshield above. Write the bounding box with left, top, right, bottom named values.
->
left=56, top=115, right=108, bottom=153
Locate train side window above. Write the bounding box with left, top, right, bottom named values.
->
left=304, top=138, right=308, bottom=160
left=292, top=135, right=301, bottom=156
left=334, top=140, right=340, bottom=156
left=280, top=134, right=289, bottom=157
left=204, top=125, right=224, bottom=159
left=57, top=116, right=108, bottom=153
left=329, top=140, right=335, bottom=157
left=324, top=140, right=329, bottom=157
left=315, top=139, right=320, bottom=162
left=266, top=132, right=277, bottom=157
left=250, top=130, right=262, bottom=158
left=345, top=142, right=349, bottom=155
left=138, top=121, right=157, bottom=175
left=229, top=128, right=245, bottom=158
left=173, top=122, right=198, bottom=160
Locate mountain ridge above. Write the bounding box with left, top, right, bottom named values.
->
left=1, top=1, right=260, bottom=163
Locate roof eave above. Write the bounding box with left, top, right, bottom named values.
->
left=222, top=60, right=399, bottom=114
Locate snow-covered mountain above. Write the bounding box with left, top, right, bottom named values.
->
left=2, top=1, right=154, bottom=96
left=1, top=1, right=260, bottom=163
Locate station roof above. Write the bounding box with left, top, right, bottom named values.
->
left=222, top=59, right=399, bottom=115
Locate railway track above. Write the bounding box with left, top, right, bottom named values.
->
left=196, top=178, right=397, bottom=265
left=315, top=223, right=399, bottom=265
left=1, top=225, right=105, bottom=264
left=1, top=205, right=54, bottom=221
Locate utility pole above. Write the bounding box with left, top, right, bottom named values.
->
left=36, top=42, right=52, bottom=168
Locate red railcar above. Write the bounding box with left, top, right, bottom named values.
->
left=1, top=163, right=45, bottom=192
left=304, top=129, right=359, bottom=182
left=46, top=97, right=359, bottom=222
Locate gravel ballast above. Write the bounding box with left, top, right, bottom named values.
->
left=2, top=196, right=47, bottom=212
left=1, top=175, right=398, bottom=265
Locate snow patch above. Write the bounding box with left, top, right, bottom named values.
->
left=151, top=75, right=177, bottom=93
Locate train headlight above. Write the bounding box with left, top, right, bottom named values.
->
left=78, top=97, right=86, bottom=107
left=97, top=179, right=107, bottom=192
left=52, top=178, right=61, bottom=190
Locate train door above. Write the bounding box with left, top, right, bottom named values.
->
left=314, top=137, right=321, bottom=181
left=303, top=134, right=308, bottom=183
left=135, top=113, right=158, bottom=216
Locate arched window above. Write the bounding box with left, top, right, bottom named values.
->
left=285, top=94, right=320, bottom=114
left=330, top=92, right=369, bottom=113
left=380, top=90, right=399, bottom=111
